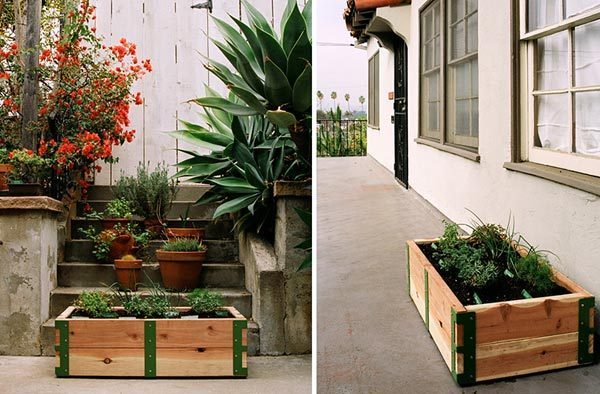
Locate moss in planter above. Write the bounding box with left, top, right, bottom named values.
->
left=422, top=221, right=568, bottom=305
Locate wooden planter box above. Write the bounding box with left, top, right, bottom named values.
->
left=407, top=239, right=595, bottom=386
left=54, top=306, right=248, bottom=378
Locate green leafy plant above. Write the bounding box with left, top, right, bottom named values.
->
left=8, top=148, right=50, bottom=183
left=514, top=251, right=555, bottom=293
left=0, top=148, right=10, bottom=164
left=104, top=198, right=134, bottom=219
left=161, top=238, right=206, bottom=252
left=114, top=162, right=177, bottom=221
left=74, top=291, right=116, bottom=318
left=187, top=289, right=223, bottom=315
left=317, top=106, right=367, bottom=157
left=79, top=223, right=149, bottom=262
left=108, top=281, right=179, bottom=319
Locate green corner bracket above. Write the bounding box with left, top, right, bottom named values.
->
left=406, top=243, right=411, bottom=295
left=451, top=309, right=476, bottom=386
left=578, top=297, right=595, bottom=364
left=145, top=321, right=156, bottom=377
left=424, top=268, right=429, bottom=329
left=55, top=320, right=69, bottom=377
left=233, top=320, right=248, bottom=377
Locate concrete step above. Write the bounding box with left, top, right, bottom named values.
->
left=71, top=218, right=234, bottom=240
left=64, top=239, right=238, bottom=263
left=50, top=286, right=252, bottom=320
left=76, top=200, right=218, bottom=220
left=41, top=318, right=260, bottom=356
left=85, top=184, right=211, bottom=201
left=57, top=262, right=245, bottom=288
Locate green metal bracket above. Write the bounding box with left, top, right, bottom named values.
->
left=55, top=320, right=69, bottom=377
left=578, top=297, right=595, bottom=364
left=406, top=243, right=411, bottom=295
left=233, top=320, right=248, bottom=377
left=424, top=268, right=429, bottom=329
left=451, top=309, right=476, bottom=386
left=144, top=321, right=156, bottom=377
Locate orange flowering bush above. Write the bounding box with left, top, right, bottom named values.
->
left=0, top=1, right=151, bottom=199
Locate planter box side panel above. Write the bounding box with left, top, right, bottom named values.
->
left=407, top=241, right=429, bottom=324
left=70, top=348, right=145, bottom=376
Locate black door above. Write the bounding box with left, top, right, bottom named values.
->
left=394, top=39, right=409, bottom=188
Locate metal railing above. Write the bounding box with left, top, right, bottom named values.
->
left=317, top=119, right=367, bottom=157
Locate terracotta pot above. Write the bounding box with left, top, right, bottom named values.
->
left=102, top=218, right=131, bottom=230
left=114, top=258, right=142, bottom=291
left=144, top=217, right=164, bottom=237
left=166, top=227, right=205, bottom=240
left=156, top=249, right=206, bottom=290
left=0, top=164, right=13, bottom=192
left=8, top=183, right=43, bottom=196
left=109, top=234, right=135, bottom=262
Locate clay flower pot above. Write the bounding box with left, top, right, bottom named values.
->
left=102, top=218, right=131, bottom=230
left=109, top=234, right=135, bottom=261
left=114, top=258, right=142, bottom=291
left=156, top=250, right=206, bottom=290
left=0, top=164, right=13, bottom=192
left=144, top=217, right=164, bottom=237
left=166, top=227, right=205, bottom=240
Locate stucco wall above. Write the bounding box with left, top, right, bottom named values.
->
left=366, top=1, right=600, bottom=301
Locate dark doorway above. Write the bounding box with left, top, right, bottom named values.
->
left=394, top=38, right=408, bottom=188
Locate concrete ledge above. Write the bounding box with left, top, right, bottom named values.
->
left=0, top=197, right=63, bottom=213
left=273, top=180, right=312, bottom=197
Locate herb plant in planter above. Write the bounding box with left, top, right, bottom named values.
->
left=166, top=205, right=205, bottom=240
left=407, top=217, right=595, bottom=385
left=7, top=148, right=50, bottom=196
left=80, top=223, right=149, bottom=263
left=85, top=198, right=134, bottom=230
left=156, top=238, right=207, bottom=290
left=113, top=254, right=143, bottom=291
left=55, top=287, right=248, bottom=377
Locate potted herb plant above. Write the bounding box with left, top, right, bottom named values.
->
left=7, top=148, right=49, bottom=196
left=406, top=215, right=594, bottom=385
left=55, top=287, right=248, bottom=378
left=80, top=223, right=149, bottom=263
left=113, top=254, right=143, bottom=291
left=156, top=238, right=207, bottom=290
left=166, top=205, right=205, bottom=240
left=85, top=198, right=134, bottom=230
left=0, top=148, right=13, bottom=192
left=114, top=162, right=176, bottom=236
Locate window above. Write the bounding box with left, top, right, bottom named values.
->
left=420, top=0, right=479, bottom=151
left=520, top=0, right=600, bottom=177
left=368, top=52, right=380, bottom=128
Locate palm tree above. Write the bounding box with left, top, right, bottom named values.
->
left=344, top=93, right=351, bottom=114
left=359, top=95, right=365, bottom=112
left=331, top=91, right=337, bottom=110
left=317, top=90, right=324, bottom=111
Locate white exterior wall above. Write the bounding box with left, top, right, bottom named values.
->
left=366, top=1, right=600, bottom=300
left=91, top=0, right=301, bottom=185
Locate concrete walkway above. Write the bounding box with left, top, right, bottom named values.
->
left=0, top=355, right=311, bottom=394
left=317, top=156, right=600, bottom=394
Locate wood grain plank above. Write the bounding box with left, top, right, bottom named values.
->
left=156, top=347, right=233, bottom=376
left=69, top=320, right=145, bottom=348
left=408, top=243, right=427, bottom=322
left=70, top=347, right=145, bottom=376
left=155, top=320, right=233, bottom=348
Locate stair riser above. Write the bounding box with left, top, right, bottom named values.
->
left=85, top=185, right=211, bottom=201
left=58, top=264, right=245, bottom=288
left=71, top=219, right=234, bottom=240
left=77, top=201, right=218, bottom=220
left=50, top=292, right=252, bottom=319
left=64, top=240, right=238, bottom=263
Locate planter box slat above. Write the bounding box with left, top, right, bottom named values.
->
left=407, top=239, right=595, bottom=386
left=54, top=306, right=248, bottom=378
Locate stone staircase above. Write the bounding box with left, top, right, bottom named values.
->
left=41, top=184, right=258, bottom=355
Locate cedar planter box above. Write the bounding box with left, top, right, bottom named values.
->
left=406, top=239, right=595, bottom=386
left=54, top=306, right=248, bottom=378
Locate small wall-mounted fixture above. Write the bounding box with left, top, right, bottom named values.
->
left=191, top=0, right=213, bottom=13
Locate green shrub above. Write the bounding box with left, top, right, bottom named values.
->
left=188, top=289, right=223, bottom=314
left=104, top=198, right=134, bottom=219
left=110, top=285, right=179, bottom=319
left=515, top=252, right=555, bottom=293
left=74, top=291, right=116, bottom=318
left=162, top=238, right=206, bottom=252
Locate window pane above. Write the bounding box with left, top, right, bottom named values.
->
left=536, top=32, right=569, bottom=90
left=455, top=62, right=469, bottom=98
left=434, top=37, right=440, bottom=67
left=472, top=98, right=479, bottom=137
left=467, top=13, right=478, bottom=54
left=428, top=73, right=439, bottom=100
left=575, top=91, right=600, bottom=156
left=471, top=59, right=478, bottom=95
left=424, top=9, right=433, bottom=41
left=455, top=99, right=470, bottom=135
left=429, top=102, right=439, bottom=132
left=574, top=19, right=600, bottom=87
left=536, top=94, right=570, bottom=152
left=528, top=0, right=562, bottom=31
left=566, top=0, right=600, bottom=18
left=467, top=0, right=477, bottom=13
left=451, top=21, right=466, bottom=59
left=434, top=4, right=440, bottom=35
left=451, top=0, right=465, bottom=23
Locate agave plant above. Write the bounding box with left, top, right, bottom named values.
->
left=172, top=87, right=306, bottom=236
left=196, top=0, right=312, bottom=162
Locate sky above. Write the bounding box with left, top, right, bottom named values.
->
left=316, top=0, right=367, bottom=112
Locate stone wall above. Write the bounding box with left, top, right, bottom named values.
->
left=0, top=197, right=62, bottom=355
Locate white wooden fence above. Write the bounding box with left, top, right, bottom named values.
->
left=90, top=0, right=305, bottom=185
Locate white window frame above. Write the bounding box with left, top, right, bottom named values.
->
left=368, top=51, right=380, bottom=129
left=519, top=1, right=600, bottom=177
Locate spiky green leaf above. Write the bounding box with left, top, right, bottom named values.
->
left=267, top=109, right=297, bottom=128
left=282, top=3, right=305, bottom=54
left=192, top=97, right=259, bottom=116
left=256, top=28, right=288, bottom=72
left=293, top=64, right=312, bottom=113
left=213, top=193, right=260, bottom=219
left=264, top=59, right=293, bottom=107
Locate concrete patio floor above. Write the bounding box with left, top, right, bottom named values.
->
left=0, top=355, right=311, bottom=394
left=317, top=156, right=600, bottom=394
